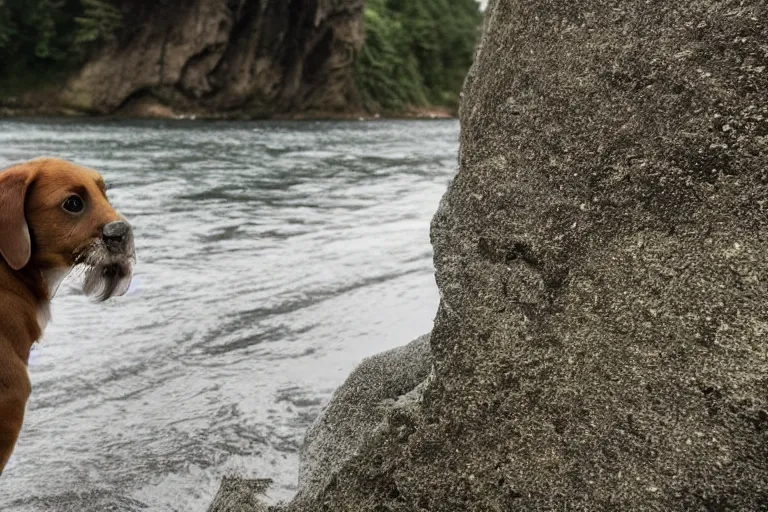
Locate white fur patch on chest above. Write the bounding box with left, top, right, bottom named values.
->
left=43, top=268, right=71, bottom=298
left=37, top=302, right=51, bottom=334
left=37, top=268, right=71, bottom=335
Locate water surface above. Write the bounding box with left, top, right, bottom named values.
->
left=0, top=118, right=458, bottom=511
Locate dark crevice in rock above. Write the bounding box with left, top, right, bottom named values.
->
left=504, top=241, right=538, bottom=267
left=179, top=44, right=229, bottom=99
left=114, top=88, right=153, bottom=112
left=303, top=28, right=334, bottom=84
left=207, top=0, right=265, bottom=99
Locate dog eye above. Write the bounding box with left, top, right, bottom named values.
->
left=62, top=195, right=85, bottom=213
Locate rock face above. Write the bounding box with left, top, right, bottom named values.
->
left=207, top=477, right=272, bottom=512
left=292, top=334, right=432, bottom=508
left=255, top=0, right=768, bottom=510
left=57, top=0, right=363, bottom=116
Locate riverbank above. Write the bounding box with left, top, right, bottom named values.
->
left=0, top=99, right=456, bottom=122
left=0, top=1, right=478, bottom=126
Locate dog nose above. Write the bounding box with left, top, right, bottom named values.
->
left=102, top=221, right=131, bottom=247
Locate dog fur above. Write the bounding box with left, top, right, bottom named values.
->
left=0, top=157, right=135, bottom=474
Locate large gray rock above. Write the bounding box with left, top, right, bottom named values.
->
left=292, top=334, right=432, bottom=508
left=206, top=336, right=432, bottom=512
left=207, top=477, right=272, bottom=512
left=272, top=0, right=768, bottom=510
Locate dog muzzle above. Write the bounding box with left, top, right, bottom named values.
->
left=77, top=221, right=136, bottom=302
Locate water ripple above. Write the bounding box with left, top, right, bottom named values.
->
left=0, top=118, right=458, bottom=511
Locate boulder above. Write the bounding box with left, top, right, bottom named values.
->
left=270, top=0, right=768, bottom=510
left=207, top=477, right=272, bottom=512
left=291, top=334, right=432, bottom=509
left=206, top=336, right=432, bottom=512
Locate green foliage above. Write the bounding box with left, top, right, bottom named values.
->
left=0, top=0, right=122, bottom=94
left=0, top=0, right=480, bottom=111
left=75, top=0, right=121, bottom=45
left=357, top=0, right=483, bottom=111
left=356, top=4, right=427, bottom=110
left=0, top=1, right=13, bottom=51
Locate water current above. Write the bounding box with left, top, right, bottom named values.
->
left=0, top=118, right=459, bottom=511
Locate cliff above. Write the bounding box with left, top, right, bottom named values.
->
left=2, top=0, right=365, bottom=118
left=0, top=0, right=483, bottom=119
left=210, top=0, right=768, bottom=509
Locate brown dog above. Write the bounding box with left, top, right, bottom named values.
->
left=0, top=157, right=135, bottom=474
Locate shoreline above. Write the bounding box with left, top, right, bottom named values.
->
left=0, top=102, right=457, bottom=123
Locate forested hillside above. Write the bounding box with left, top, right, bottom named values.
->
left=0, top=0, right=119, bottom=94
left=357, top=0, right=482, bottom=111
left=0, top=0, right=482, bottom=116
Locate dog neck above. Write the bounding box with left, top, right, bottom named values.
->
left=41, top=268, right=70, bottom=300
left=0, top=263, right=52, bottom=364
left=37, top=268, right=71, bottom=332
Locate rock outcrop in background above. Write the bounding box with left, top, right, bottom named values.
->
left=1, top=0, right=484, bottom=118
left=208, top=0, right=768, bottom=509
left=17, top=0, right=365, bottom=117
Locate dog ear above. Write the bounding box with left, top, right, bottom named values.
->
left=0, top=166, right=35, bottom=270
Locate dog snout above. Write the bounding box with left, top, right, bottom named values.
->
left=102, top=221, right=132, bottom=251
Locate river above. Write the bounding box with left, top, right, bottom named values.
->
left=0, top=118, right=458, bottom=511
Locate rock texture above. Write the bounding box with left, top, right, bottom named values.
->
left=52, top=0, right=363, bottom=117
left=207, top=477, right=272, bottom=512
left=291, top=334, right=432, bottom=508
left=250, top=0, right=768, bottom=510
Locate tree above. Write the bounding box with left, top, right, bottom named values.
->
left=357, top=0, right=483, bottom=111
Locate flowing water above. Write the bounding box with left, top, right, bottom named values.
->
left=0, top=118, right=459, bottom=511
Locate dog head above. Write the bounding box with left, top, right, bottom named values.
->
left=0, top=158, right=135, bottom=301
